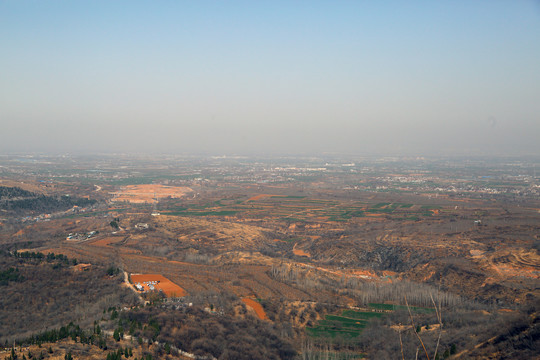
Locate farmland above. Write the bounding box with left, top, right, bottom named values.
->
left=161, top=194, right=458, bottom=225
left=111, top=184, right=193, bottom=204
left=306, top=310, right=375, bottom=339
left=130, top=274, right=187, bottom=297
left=0, top=154, right=538, bottom=359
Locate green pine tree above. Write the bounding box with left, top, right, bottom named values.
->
left=113, top=329, right=120, bottom=342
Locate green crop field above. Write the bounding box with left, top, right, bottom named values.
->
left=397, top=203, right=414, bottom=208
left=341, top=310, right=385, bottom=320
left=317, top=319, right=367, bottom=329
left=307, top=310, right=383, bottom=339
left=307, top=305, right=433, bottom=341
left=368, top=303, right=434, bottom=313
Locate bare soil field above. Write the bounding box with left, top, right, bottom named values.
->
left=131, top=273, right=187, bottom=297
left=111, top=184, right=192, bottom=204
left=2, top=157, right=540, bottom=359
left=292, top=243, right=311, bottom=258
left=242, top=298, right=269, bottom=320
left=247, top=194, right=276, bottom=201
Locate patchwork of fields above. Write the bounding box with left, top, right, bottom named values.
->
left=163, top=196, right=445, bottom=223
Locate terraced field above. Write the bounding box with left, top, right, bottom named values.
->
left=306, top=308, right=384, bottom=339
left=307, top=304, right=433, bottom=339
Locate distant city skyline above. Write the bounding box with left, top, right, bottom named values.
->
left=1, top=1, right=539, bottom=156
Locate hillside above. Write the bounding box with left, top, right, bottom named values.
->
left=0, top=156, right=538, bottom=359
left=0, top=250, right=138, bottom=343
left=0, top=186, right=96, bottom=215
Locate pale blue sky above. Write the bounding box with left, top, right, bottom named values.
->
left=1, top=1, right=539, bottom=156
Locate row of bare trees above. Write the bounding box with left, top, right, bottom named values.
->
left=269, top=263, right=462, bottom=308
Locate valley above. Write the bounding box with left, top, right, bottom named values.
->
left=0, top=154, right=538, bottom=359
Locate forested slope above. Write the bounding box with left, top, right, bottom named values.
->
left=0, top=186, right=96, bottom=214
left=0, top=250, right=139, bottom=343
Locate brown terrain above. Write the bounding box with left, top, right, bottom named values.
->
left=111, top=184, right=193, bottom=204
left=241, top=298, right=269, bottom=320
left=1, top=162, right=539, bottom=360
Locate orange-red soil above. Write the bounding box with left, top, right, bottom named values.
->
left=242, top=298, right=268, bottom=320
left=292, top=244, right=311, bottom=257
left=247, top=194, right=275, bottom=201
left=131, top=274, right=187, bottom=297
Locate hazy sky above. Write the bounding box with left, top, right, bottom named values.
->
left=1, top=1, right=539, bottom=156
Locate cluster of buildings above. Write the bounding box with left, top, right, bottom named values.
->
left=66, top=231, right=97, bottom=241
left=135, top=280, right=160, bottom=292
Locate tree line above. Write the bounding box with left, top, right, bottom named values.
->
left=119, top=304, right=297, bottom=360
left=0, top=186, right=96, bottom=214
left=269, top=263, right=463, bottom=308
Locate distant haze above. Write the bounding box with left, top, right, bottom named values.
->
left=1, top=1, right=539, bottom=156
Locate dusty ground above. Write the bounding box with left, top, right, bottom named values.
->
left=292, top=243, right=311, bottom=258
left=131, top=273, right=187, bottom=297
left=111, top=184, right=192, bottom=204
left=242, top=298, right=269, bottom=320
left=247, top=194, right=276, bottom=201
